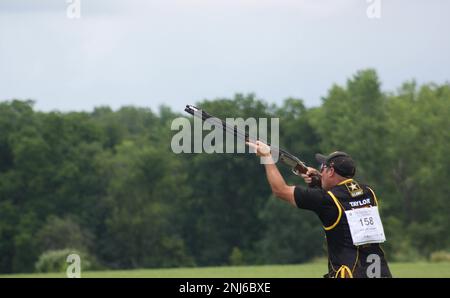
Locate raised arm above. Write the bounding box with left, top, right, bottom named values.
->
left=247, top=141, right=296, bottom=206
left=264, top=162, right=297, bottom=206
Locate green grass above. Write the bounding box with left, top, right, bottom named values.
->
left=1, top=262, right=449, bottom=278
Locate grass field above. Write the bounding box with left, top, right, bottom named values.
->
left=1, top=262, right=449, bottom=278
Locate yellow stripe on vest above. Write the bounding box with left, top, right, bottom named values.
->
left=335, top=265, right=354, bottom=278
left=366, top=186, right=379, bottom=206
left=323, top=191, right=343, bottom=231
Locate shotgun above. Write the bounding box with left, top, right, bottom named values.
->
left=184, top=105, right=321, bottom=187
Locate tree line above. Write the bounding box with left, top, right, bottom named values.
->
left=0, top=69, right=448, bottom=273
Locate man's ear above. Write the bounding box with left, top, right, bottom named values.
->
left=328, top=167, right=335, bottom=177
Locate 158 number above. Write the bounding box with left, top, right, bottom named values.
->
left=359, top=217, right=374, bottom=226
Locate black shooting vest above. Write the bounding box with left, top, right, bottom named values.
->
left=323, top=179, right=392, bottom=278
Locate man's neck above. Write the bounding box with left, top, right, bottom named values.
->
left=328, top=177, right=353, bottom=189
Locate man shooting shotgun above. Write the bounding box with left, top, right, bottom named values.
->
left=250, top=141, right=392, bottom=278
left=185, top=105, right=392, bottom=278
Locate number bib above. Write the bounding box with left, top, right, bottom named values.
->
left=344, top=206, right=386, bottom=246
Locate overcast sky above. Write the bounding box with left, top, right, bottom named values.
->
left=0, top=0, right=449, bottom=113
